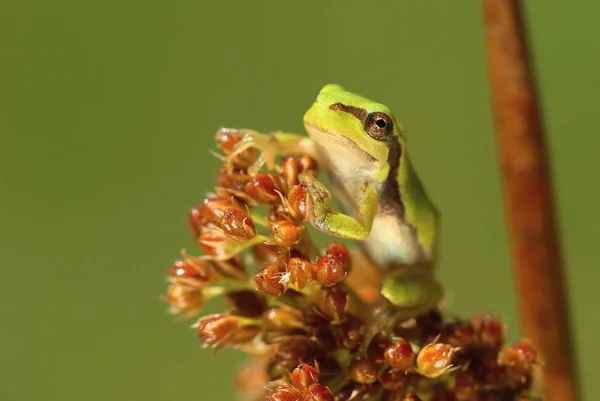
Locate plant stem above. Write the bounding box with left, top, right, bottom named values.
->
left=481, top=1, right=578, bottom=400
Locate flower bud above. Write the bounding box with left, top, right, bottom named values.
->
left=291, top=362, right=320, bottom=390
left=286, top=183, right=308, bottom=220
left=215, top=128, right=257, bottom=169
left=194, top=314, right=260, bottom=348
left=416, top=342, right=458, bottom=378
left=163, top=283, right=204, bottom=315
left=471, top=314, right=505, bottom=349
left=304, top=384, right=334, bottom=401
left=288, top=257, right=316, bottom=290
left=324, top=243, right=351, bottom=272
left=384, top=338, right=415, bottom=372
left=246, top=174, right=280, bottom=204
left=349, top=357, right=378, bottom=384
left=255, top=264, right=288, bottom=296
left=168, top=259, right=211, bottom=283
left=271, top=220, right=304, bottom=247
left=315, top=253, right=346, bottom=287
left=220, top=208, right=256, bottom=241
left=266, top=387, right=302, bottom=401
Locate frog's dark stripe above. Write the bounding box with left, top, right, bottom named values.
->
left=329, top=102, right=368, bottom=121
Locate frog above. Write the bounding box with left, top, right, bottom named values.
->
left=221, top=84, right=443, bottom=317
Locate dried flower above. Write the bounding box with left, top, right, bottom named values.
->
left=162, top=129, right=538, bottom=401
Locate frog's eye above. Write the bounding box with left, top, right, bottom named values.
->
left=365, top=112, right=393, bottom=140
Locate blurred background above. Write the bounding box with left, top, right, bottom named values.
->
left=1, top=1, right=597, bottom=400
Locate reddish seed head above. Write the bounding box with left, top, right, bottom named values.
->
left=266, top=387, right=302, bottom=401
left=303, top=384, right=334, bottom=401
left=194, top=314, right=239, bottom=345
left=288, top=257, right=316, bottom=290
left=471, top=314, right=505, bottom=349
left=287, top=183, right=308, bottom=220
left=201, top=195, right=241, bottom=226
left=291, top=362, right=320, bottom=390
left=416, top=342, right=458, bottom=378
left=220, top=208, right=256, bottom=241
left=255, top=264, right=288, bottom=296
left=384, top=338, right=415, bottom=372
left=497, top=339, right=537, bottom=373
left=163, top=283, right=204, bottom=314
left=245, top=174, right=280, bottom=204
left=271, top=220, right=304, bottom=247
left=188, top=203, right=206, bottom=237
left=315, top=253, right=346, bottom=287
left=403, top=394, right=423, bottom=401
left=215, top=129, right=257, bottom=168
left=324, top=243, right=351, bottom=272
left=279, top=157, right=305, bottom=191
left=215, top=128, right=242, bottom=153
left=349, top=357, right=378, bottom=384
left=168, top=259, right=211, bottom=281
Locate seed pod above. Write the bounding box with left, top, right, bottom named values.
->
left=291, top=362, right=320, bottom=390
left=349, top=357, right=378, bottom=384
left=200, top=195, right=243, bottom=226
left=366, top=333, right=392, bottom=363
left=384, top=338, right=415, bottom=372
left=255, top=264, right=288, bottom=296
left=416, top=342, right=458, bottom=378
left=279, top=157, right=305, bottom=192
left=163, top=283, right=204, bottom=315
left=246, top=174, right=280, bottom=204
left=220, top=208, right=256, bottom=241
left=288, top=257, right=316, bottom=290
left=471, top=314, right=505, bottom=349
left=303, top=384, right=334, bottom=401
left=168, top=259, right=212, bottom=282
left=324, top=242, right=352, bottom=273
left=266, top=387, right=302, bottom=401
left=271, top=220, right=304, bottom=247
left=287, top=183, right=308, bottom=220
left=193, top=314, right=238, bottom=345
left=315, top=253, right=346, bottom=287
left=215, top=128, right=258, bottom=168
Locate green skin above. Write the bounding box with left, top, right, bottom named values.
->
left=223, top=84, right=442, bottom=315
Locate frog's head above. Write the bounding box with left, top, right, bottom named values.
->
left=303, top=84, right=405, bottom=182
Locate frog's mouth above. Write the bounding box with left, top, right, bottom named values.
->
left=304, top=123, right=377, bottom=165
left=304, top=123, right=379, bottom=179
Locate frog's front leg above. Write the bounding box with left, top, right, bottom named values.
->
left=217, top=128, right=313, bottom=175
left=300, top=174, right=377, bottom=240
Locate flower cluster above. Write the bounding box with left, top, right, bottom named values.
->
left=162, top=129, right=540, bottom=401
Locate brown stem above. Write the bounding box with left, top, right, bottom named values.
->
left=481, top=1, right=578, bottom=400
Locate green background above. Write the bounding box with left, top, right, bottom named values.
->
left=1, top=1, right=596, bottom=400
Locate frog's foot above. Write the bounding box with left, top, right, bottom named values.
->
left=299, top=173, right=372, bottom=240
left=298, top=173, right=332, bottom=231
left=379, top=269, right=444, bottom=315
left=219, top=128, right=279, bottom=175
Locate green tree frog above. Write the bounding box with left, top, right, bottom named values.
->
left=224, top=84, right=443, bottom=316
